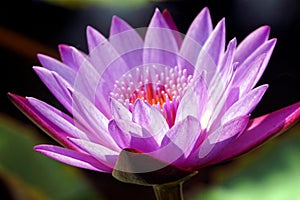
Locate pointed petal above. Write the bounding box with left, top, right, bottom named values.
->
left=162, top=9, right=182, bottom=47
left=194, top=18, right=226, bottom=81
left=68, top=138, right=119, bottom=168
left=211, top=101, right=300, bottom=164
left=37, top=54, right=76, bottom=84
left=235, top=26, right=270, bottom=63
left=143, top=8, right=179, bottom=67
left=149, top=116, right=202, bottom=165
left=222, top=85, right=268, bottom=124
left=34, top=145, right=112, bottom=172
left=86, top=26, right=106, bottom=52
left=179, top=7, right=213, bottom=74
left=132, top=100, right=168, bottom=145
left=110, top=98, right=132, bottom=121
left=58, top=44, right=87, bottom=71
left=109, top=16, right=143, bottom=69
left=188, top=115, right=249, bottom=168
left=233, top=39, right=277, bottom=88
left=175, top=75, right=208, bottom=123
left=72, top=91, right=120, bottom=151
left=8, top=93, right=79, bottom=150
left=33, top=67, right=73, bottom=114
left=108, top=119, right=159, bottom=152
left=27, top=97, right=93, bottom=142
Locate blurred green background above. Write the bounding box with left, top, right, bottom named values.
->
left=1, top=0, right=299, bottom=199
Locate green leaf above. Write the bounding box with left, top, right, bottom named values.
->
left=0, top=114, right=102, bottom=200
left=192, top=123, right=300, bottom=200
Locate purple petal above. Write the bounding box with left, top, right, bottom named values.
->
left=110, top=98, right=132, bottom=121
left=162, top=9, right=182, bottom=48
left=234, top=26, right=270, bottom=63
left=58, top=44, right=87, bottom=71
left=108, top=119, right=159, bottom=152
left=86, top=26, right=106, bottom=52
left=233, top=39, right=277, bottom=88
left=221, top=84, right=268, bottom=124
left=27, top=97, right=94, bottom=142
left=68, top=138, right=119, bottom=168
left=72, top=91, right=120, bottom=151
left=194, top=18, right=226, bottom=81
left=179, top=7, right=213, bottom=75
left=233, top=53, right=267, bottom=96
left=211, top=101, right=300, bottom=165
left=187, top=115, right=249, bottom=168
left=132, top=100, right=168, bottom=145
left=37, top=54, right=76, bottom=84
left=34, top=144, right=112, bottom=172
left=33, top=67, right=73, bottom=114
left=149, top=116, right=202, bottom=165
left=109, top=16, right=143, bottom=69
left=175, top=75, right=208, bottom=123
left=143, top=8, right=179, bottom=67
left=8, top=93, right=79, bottom=150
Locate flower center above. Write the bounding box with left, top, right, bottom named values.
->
left=110, top=66, right=192, bottom=127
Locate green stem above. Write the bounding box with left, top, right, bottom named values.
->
left=153, top=182, right=184, bottom=200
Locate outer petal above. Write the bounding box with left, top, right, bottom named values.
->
left=37, top=54, right=76, bottom=84
left=86, top=26, right=106, bottom=52
left=58, top=44, right=87, bottom=71
left=221, top=84, right=268, bottom=124
left=234, top=26, right=270, bottom=63
left=72, top=91, right=120, bottom=151
left=143, top=8, right=179, bottom=67
left=211, top=101, right=300, bottom=165
left=33, top=67, right=73, bottom=114
left=187, top=115, right=249, bottom=168
left=8, top=93, right=79, bottom=150
left=34, top=144, right=112, bottom=172
left=68, top=138, right=119, bottom=168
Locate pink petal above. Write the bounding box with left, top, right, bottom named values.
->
left=221, top=84, right=268, bottom=124
left=58, top=44, right=87, bottom=71
left=143, top=8, right=179, bottom=67
left=150, top=116, right=202, bottom=165
left=72, top=91, right=120, bottom=151
left=32, top=67, right=73, bottom=114
left=34, top=144, right=112, bottom=172
left=194, top=18, right=226, bottom=81
left=37, top=54, right=76, bottom=84
left=108, top=119, right=159, bottom=152
left=188, top=115, right=249, bottom=168
left=110, top=98, right=132, bottom=121
left=86, top=26, right=106, bottom=52
left=211, top=101, right=300, bottom=165
left=234, top=26, right=270, bottom=63
left=68, top=138, right=119, bottom=168
left=162, top=9, right=182, bottom=48
left=175, top=75, right=208, bottom=123
left=179, top=7, right=213, bottom=74
left=109, top=16, right=143, bottom=69
left=8, top=93, right=79, bottom=150
left=132, top=100, right=168, bottom=145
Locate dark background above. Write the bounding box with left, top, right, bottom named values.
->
left=0, top=0, right=299, bottom=199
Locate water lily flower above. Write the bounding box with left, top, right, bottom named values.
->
left=9, top=7, right=300, bottom=199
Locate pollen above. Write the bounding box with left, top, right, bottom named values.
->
left=110, top=65, right=192, bottom=126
